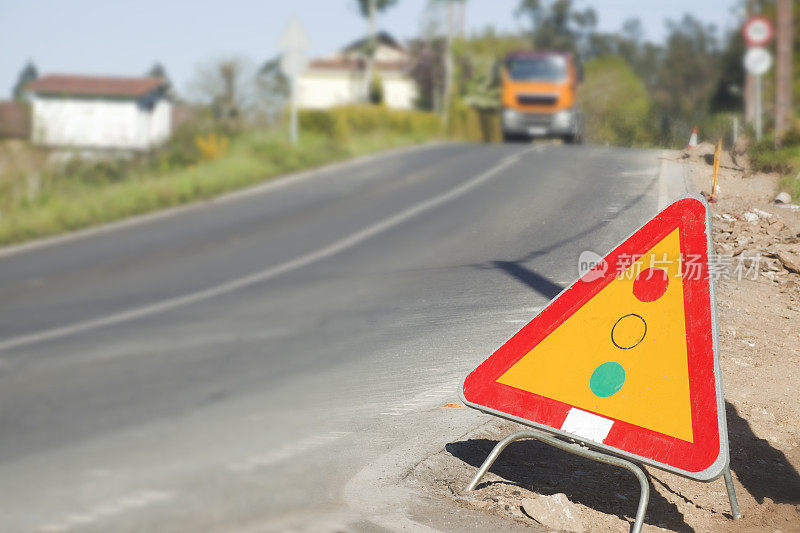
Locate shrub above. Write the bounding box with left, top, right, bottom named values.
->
left=369, top=72, right=384, bottom=105
left=300, top=106, right=441, bottom=140
left=578, top=56, right=652, bottom=146
left=157, top=121, right=206, bottom=170
left=298, top=109, right=337, bottom=135
left=748, top=135, right=798, bottom=174
left=195, top=133, right=229, bottom=161
left=446, top=99, right=485, bottom=142
left=330, top=111, right=351, bottom=145
left=781, top=119, right=800, bottom=147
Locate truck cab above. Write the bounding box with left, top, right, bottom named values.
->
left=500, top=50, right=584, bottom=143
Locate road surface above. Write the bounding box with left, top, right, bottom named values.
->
left=0, top=143, right=680, bottom=532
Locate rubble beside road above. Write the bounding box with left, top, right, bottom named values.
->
left=404, top=146, right=800, bottom=532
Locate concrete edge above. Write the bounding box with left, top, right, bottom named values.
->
left=658, top=150, right=691, bottom=209
left=0, top=141, right=451, bottom=259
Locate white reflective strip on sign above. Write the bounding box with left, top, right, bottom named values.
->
left=560, top=408, right=614, bottom=443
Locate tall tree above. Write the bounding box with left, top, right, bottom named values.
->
left=710, top=29, right=745, bottom=113
left=409, top=36, right=446, bottom=111
left=189, top=57, right=254, bottom=126
left=516, top=0, right=597, bottom=57
left=774, top=0, right=793, bottom=144
left=441, top=0, right=458, bottom=121
left=427, top=0, right=467, bottom=120
left=12, top=61, right=38, bottom=100
left=652, top=15, right=720, bottom=144
left=146, top=62, right=175, bottom=99
left=355, top=0, right=398, bottom=102
left=255, top=56, right=290, bottom=122
left=147, top=63, right=168, bottom=79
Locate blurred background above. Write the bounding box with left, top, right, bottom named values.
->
left=0, top=0, right=797, bottom=244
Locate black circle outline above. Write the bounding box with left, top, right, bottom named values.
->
left=611, top=313, right=647, bottom=350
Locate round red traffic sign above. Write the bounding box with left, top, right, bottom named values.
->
left=743, top=16, right=774, bottom=47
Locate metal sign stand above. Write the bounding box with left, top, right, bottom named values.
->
left=742, top=17, right=774, bottom=142
left=278, top=18, right=311, bottom=146
left=754, top=72, right=763, bottom=141
left=466, top=428, right=740, bottom=533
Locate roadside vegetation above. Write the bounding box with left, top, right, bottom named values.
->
left=1, top=0, right=798, bottom=245
left=748, top=124, right=800, bottom=199
left=0, top=106, right=444, bottom=246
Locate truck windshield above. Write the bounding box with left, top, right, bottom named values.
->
left=506, top=56, right=567, bottom=82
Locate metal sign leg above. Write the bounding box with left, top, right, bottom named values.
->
left=722, top=466, right=741, bottom=519
left=466, top=429, right=650, bottom=533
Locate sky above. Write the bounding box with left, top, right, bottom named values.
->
left=0, top=0, right=741, bottom=99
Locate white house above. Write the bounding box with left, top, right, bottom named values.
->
left=297, top=32, right=417, bottom=110
left=27, top=74, right=172, bottom=151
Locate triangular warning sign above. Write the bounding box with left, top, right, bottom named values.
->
left=461, top=196, right=729, bottom=481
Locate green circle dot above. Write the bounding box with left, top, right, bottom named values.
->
left=590, top=362, right=626, bottom=398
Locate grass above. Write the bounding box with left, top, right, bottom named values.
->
left=0, top=128, right=441, bottom=246
left=748, top=136, right=800, bottom=200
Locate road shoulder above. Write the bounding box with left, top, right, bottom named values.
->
left=403, top=148, right=800, bottom=532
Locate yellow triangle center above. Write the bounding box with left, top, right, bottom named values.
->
left=497, top=229, right=694, bottom=442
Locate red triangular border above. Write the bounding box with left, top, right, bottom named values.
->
left=461, top=197, right=727, bottom=480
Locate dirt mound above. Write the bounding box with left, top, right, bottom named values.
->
left=681, top=142, right=745, bottom=171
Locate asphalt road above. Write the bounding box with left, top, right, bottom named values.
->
left=0, top=142, right=673, bottom=532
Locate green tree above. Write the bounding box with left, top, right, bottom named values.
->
left=146, top=62, right=175, bottom=99
left=515, top=0, right=597, bottom=56
left=649, top=15, right=720, bottom=145
left=147, top=63, right=168, bottom=79
left=449, top=29, right=528, bottom=140
left=354, top=0, right=399, bottom=102
left=255, top=56, right=290, bottom=123
left=368, top=71, right=384, bottom=104
left=577, top=56, right=652, bottom=146
left=408, top=36, right=446, bottom=110
left=12, top=61, right=37, bottom=100
left=709, top=28, right=745, bottom=113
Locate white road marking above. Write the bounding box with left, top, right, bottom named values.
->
left=227, top=430, right=352, bottom=473
left=0, top=147, right=537, bottom=353
left=37, top=490, right=173, bottom=532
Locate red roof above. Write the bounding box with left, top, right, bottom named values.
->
left=27, top=75, right=165, bottom=97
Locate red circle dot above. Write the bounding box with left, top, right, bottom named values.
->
left=633, top=268, right=669, bottom=302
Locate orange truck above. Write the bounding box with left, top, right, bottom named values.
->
left=499, top=50, right=584, bottom=143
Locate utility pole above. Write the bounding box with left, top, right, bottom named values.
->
left=742, top=13, right=774, bottom=142
left=365, top=0, right=376, bottom=102
left=441, top=0, right=454, bottom=123
left=744, top=0, right=756, bottom=126
left=279, top=18, right=311, bottom=146
left=774, top=0, right=793, bottom=146
left=458, top=0, right=466, bottom=38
